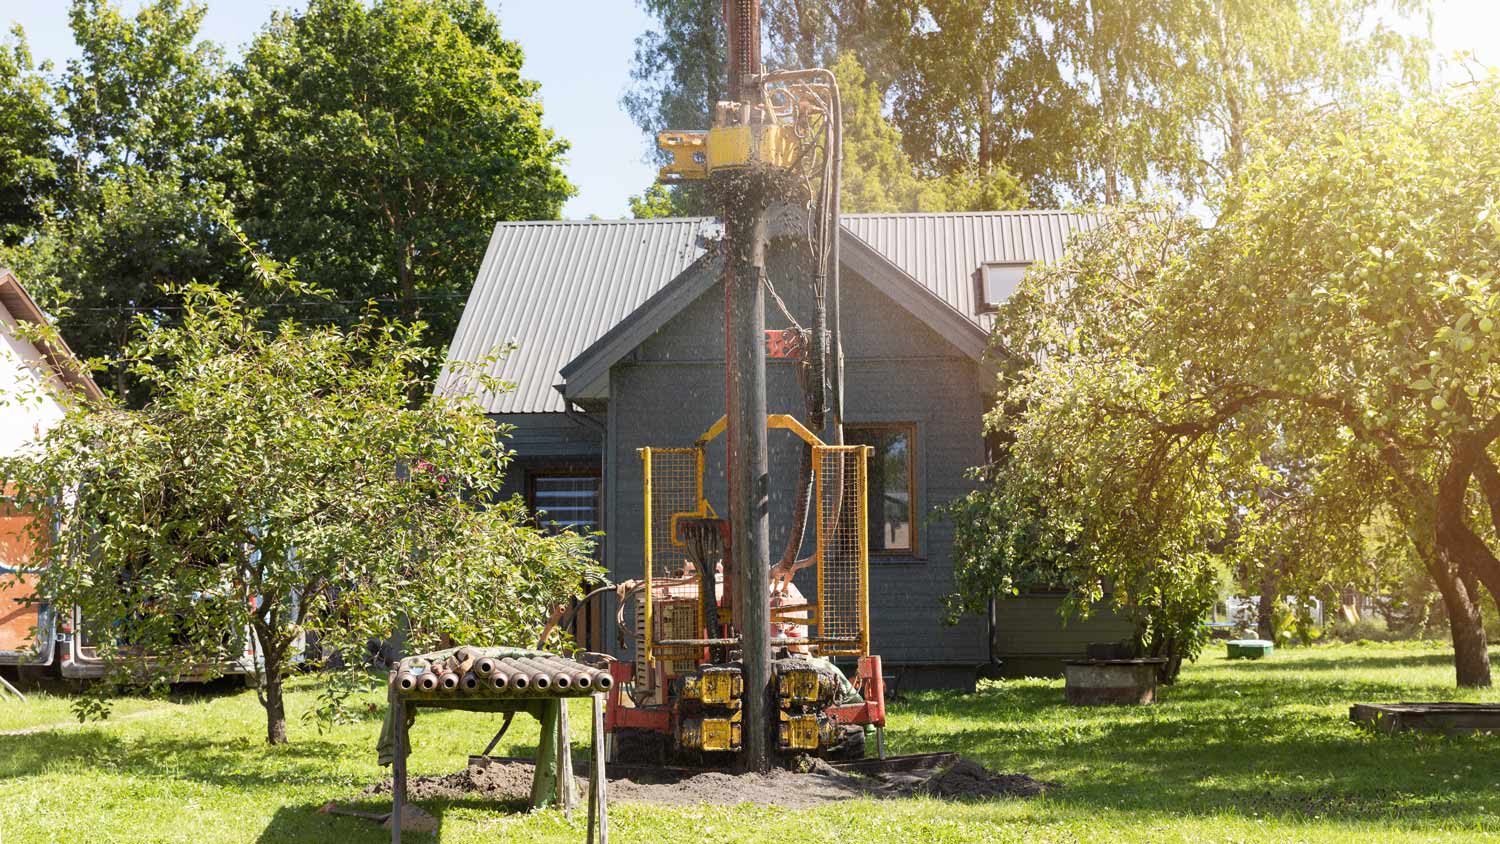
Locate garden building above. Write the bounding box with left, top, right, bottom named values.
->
left=437, top=212, right=1134, bottom=688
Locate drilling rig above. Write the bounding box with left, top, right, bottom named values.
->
left=601, top=0, right=886, bottom=772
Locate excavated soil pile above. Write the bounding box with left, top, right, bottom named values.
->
left=869, top=757, right=1054, bottom=800
left=364, top=756, right=1055, bottom=808
left=363, top=761, right=536, bottom=803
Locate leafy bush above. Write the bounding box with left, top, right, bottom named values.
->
left=0, top=267, right=602, bottom=744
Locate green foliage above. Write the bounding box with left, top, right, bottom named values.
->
left=0, top=267, right=601, bottom=743
left=833, top=52, right=1026, bottom=213
left=885, top=0, right=1433, bottom=205
left=627, top=183, right=686, bottom=219
left=948, top=215, right=1232, bottom=681
left=1, top=0, right=571, bottom=399
left=624, top=0, right=722, bottom=136
left=955, top=75, right=1500, bottom=687
left=833, top=51, right=931, bottom=214
left=624, top=5, right=1026, bottom=213
left=0, top=28, right=58, bottom=243
left=882, top=0, right=1068, bottom=203
left=628, top=1, right=1433, bottom=208
left=763, top=1, right=905, bottom=89
left=622, top=0, right=721, bottom=218
left=1, top=0, right=244, bottom=399
left=1327, top=614, right=1402, bottom=643
left=235, top=0, right=573, bottom=350
left=1271, top=600, right=1323, bottom=647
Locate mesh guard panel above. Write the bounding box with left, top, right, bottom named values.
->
left=642, top=448, right=705, bottom=668
left=816, top=445, right=868, bottom=655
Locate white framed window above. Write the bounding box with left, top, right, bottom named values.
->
left=974, top=262, right=1030, bottom=313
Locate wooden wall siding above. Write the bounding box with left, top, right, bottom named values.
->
left=491, top=412, right=603, bottom=459
left=991, top=594, right=1138, bottom=662
left=603, top=258, right=988, bottom=667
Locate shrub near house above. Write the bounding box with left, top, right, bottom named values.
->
left=0, top=269, right=600, bottom=743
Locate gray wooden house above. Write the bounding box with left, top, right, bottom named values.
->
left=436, top=211, right=1132, bottom=689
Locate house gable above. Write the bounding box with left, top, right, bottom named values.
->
left=559, top=230, right=988, bottom=404
left=599, top=247, right=991, bottom=668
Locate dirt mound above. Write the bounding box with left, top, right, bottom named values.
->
left=897, top=757, right=1054, bottom=799
left=364, top=755, right=1055, bottom=808
left=604, top=762, right=868, bottom=808
left=363, top=762, right=536, bottom=803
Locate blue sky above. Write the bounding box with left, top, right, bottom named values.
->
left=5, top=1, right=1498, bottom=220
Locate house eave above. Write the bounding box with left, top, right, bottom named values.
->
left=0, top=269, right=106, bottom=403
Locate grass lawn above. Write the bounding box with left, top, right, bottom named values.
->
left=3, top=641, right=1500, bottom=843
left=0, top=689, right=176, bottom=734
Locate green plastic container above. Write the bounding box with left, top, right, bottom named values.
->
left=1227, top=639, right=1274, bottom=659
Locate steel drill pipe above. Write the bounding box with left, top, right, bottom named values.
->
left=475, top=656, right=501, bottom=676
left=417, top=670, right=441, bottom=692
left=505, top=660, right=547, bottom=691
left=540, top=657, right=592, bottom=689
left=534, top=656, right=581, bottom=689
left=440, top=671, right=462, bottom=691
left=510, top=658, right=555, bottom=690
left=528, top=658, right=571, bottom=690
left=397, top=670, right=420, bottom=692
left=536, top=657, right=613, bottom=692
left=486, top=668, right=515, bottom=692
left=546, top=660, right=598, bottom=691
left=460, top=671, right=481, bottom=692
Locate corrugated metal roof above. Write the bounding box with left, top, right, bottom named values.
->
left=435, top=218, right=717, bottom=414
left=841, top=211, right=1106, bottom=326
left=440, top=211, right=1099, bottom=413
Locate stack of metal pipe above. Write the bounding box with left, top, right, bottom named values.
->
left=392, top=647, right=614, bottom=698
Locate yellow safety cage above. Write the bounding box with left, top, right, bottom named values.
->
left=639, top=415, right=870, bottom=667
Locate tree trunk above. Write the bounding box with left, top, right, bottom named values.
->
left=1429, top=557, right=1491, bottom=687
left=263, top=659, right=289, bottom=745
left=1402, top=480, right=1492, bottom=687
left=1256, top=558, right=1280, bottom=641
left=1437, top=441, right=1500, bottom=615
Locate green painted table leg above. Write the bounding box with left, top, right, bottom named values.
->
left=530, top=699, right=560, bottom=808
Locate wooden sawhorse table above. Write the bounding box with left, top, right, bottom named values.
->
left=389, top=692, right=607, bottom=843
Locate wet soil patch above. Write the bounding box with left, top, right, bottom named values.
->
left=363, top=755, right=1055, bottom=808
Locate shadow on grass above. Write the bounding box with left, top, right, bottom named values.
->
left=887, top=671, right=1500, bottom=824
left=1206, top=650, right=1460, bottom=673
left=256, top=795, right=536, bottom=843
left=0, top=714, right=545, bottom=797
left=13, top=648, right=1500, bottom=833
left=0, top=729, right=361, bottom=788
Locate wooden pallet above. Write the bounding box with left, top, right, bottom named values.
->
left=1349, top=702, right=1500, bottom=735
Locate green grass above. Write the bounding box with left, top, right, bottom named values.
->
left=4, top=641, right=1500, bottom=843
left=0, top=688, right=172, bottom=733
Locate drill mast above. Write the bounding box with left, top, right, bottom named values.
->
left=722, top=0, right=773, bottom=772
left=612, top=0, right=873, bottom=775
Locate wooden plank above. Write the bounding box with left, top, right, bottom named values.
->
left=589, top=692, right=607, bottom=844
left=557, top=698, right=575, bottom=815
left=1350, top=702, right=1500, bottom=735
left=391, top=697, right=405, bottom=844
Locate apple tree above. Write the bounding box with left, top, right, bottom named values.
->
left=0, top=264, right=602, bottom=742
left=952, top=75, right=1500, bottom=686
